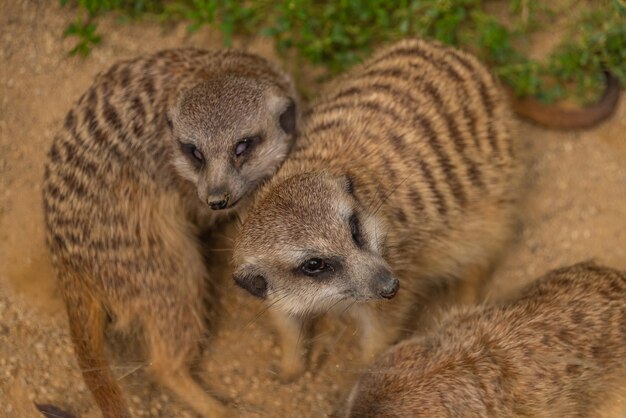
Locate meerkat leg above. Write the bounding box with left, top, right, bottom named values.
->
left=355, top=306, right=398, bottom=364
left=65, top=287, right=131, bottom=418
left=150, top=359, right=229, bottom=418
left=144, top=300, right=232, bottom=418
left=128, top=197, right=233, bottom=416
left=270, top=309, right=307, bottom=382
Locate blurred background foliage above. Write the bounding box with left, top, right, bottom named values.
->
left=60, top=0, right=625, bottom=104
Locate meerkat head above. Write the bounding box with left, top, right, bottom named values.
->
left=167, top=76, right=297, bottom=211
left=233, top=172, right=399, bottom=316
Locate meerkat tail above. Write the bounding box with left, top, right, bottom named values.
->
left=508, top=70, right=621, bottom=130
left=64, top=288, right=131, bottom=418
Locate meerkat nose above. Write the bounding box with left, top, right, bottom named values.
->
left=207, top=191, right=230, bottom=210
left=377, top=274, right=399, bottom=299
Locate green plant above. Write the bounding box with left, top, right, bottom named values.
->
left=164, top=0, right=264, bottom=45
left=59, top=0, right=167, bottom=55
left=59, top=0, right=625, bottom=103
left=63, top=19, right=102, bottom=57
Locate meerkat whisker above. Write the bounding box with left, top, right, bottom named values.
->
left=242, top=291, right=292, bottom=329
left=115, top=362, right=148, bottom=382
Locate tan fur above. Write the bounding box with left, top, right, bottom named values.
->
left=345, top=262, right=626, bottom=418
left=42, top=48, right=299, bottom=417
left=233, top=38, right=519, bottom=380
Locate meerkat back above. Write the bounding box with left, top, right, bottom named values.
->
left=345, top=262, right=626, bottom=418
left=43, top=48, right=298, bottom=417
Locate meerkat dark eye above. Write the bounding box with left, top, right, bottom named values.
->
left=350, top=214, right=365, bottom=248
left=300, top=258, right=333, bottom=276
left=234, top=135, right=261, bottom=158
left=192, top=148, right=203, bottom=161
left=180, top=142, right=204, bottom=166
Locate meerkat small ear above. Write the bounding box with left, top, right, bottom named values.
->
left=233, top=265, right=268, bottom=299
left=279, top=98, right=297, bottom=135
left=268, top=94, right=297, bottom=135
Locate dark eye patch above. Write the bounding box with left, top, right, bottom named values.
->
left=300, top=258, right=329, bottom=276
left=179, top=141, right=204, bottom=168
left=297, top=256, right=343, bottom=279
left=298, top=257, right=335, bottom=277
left=350, top=214, right=365, bottom=248
left=234, top=135, right=262, bottom=158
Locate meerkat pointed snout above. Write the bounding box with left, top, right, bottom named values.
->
left=345, top=262, right=626, bottom=418
left=168, top=75, right=297, bottom=211
left=233, top=38, right=518, bottom=380
left=43, top=48, right=298, bottom=417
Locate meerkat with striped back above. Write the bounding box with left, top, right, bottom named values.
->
left=43, top=48, right=298, bottom=417
left=233, top=38, right=518, bottom=380
left=345, top=262, right=626, bottom=418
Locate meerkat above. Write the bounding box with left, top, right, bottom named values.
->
left=42, top=48, right=298, bottom=418
left=232, top=38, right=518, bottom=380
left=345, top=262, right=626, bottom=418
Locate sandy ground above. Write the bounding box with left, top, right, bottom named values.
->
left=1, top=1, right=625, bottom=417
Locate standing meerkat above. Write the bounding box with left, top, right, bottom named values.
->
left=345, top=262, right=626, bottom=418
left=43, top=48, right=298, bottom=418
left=233, top=38, right=518, bottom=380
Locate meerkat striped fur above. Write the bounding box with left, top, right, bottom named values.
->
left=43, top=48, right=299, bottom=417
left=233, top=38, right=518, bottom=380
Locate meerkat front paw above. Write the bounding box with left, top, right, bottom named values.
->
left=267, top=310, right=308, bottom=382
left=357, top=308, right=397, bottom=365
left=360, top=343, right=382, bottom=365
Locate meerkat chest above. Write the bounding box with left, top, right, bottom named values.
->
left=180, top=189, right=215, bottom=229
left=182, top=188, right=243, bottom=232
